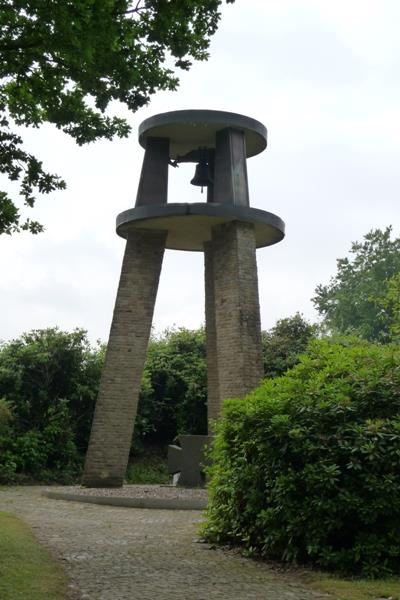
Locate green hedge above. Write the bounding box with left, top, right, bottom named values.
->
left=0, top=328, right=102, bottom=483
left=203, top=338, right=400, bottom=577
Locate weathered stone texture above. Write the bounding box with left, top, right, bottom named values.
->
left=211, top=221, right=264, bottom=403
left=204, top=242, right=220, bottom=426
left=82, top=229, right=166, bottom=488
left=168, top=435, right=212, bottom=487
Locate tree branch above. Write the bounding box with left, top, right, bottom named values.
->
left=125, top=0, right=148, bottom=15
left=0, top=39, right=42, bottom=51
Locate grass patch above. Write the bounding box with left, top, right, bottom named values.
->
left=125, top=451, right=170, bottom=485
left=0, top=511, right=67, bottom=600
left=302, top=571, right=400, bottom=599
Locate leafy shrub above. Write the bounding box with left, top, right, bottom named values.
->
left=0, top=397, right=12, bottom=428
left=0, top=329, right=100, bottom=483
left=0, top=398, right=17, bottom=482
left=203, top=338, right=400, bottom=577
left=0, top=400, right=81, bottom=483
left=0, top=326, right=208, bottom=482
left=0, top=328, right=104, bottom=452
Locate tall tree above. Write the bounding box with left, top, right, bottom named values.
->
left=313, top=227, right=400, bottom=342
left=261, top=313, right=317, bottom=378
left=380, top=272, right=400, bottom=342
left=0, top=0, right=234, bottom=235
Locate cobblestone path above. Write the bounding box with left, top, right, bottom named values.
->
left=0, top=487, right=328, bottom=600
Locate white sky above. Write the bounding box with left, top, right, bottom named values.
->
left=1, top=0, right=399, bottom=343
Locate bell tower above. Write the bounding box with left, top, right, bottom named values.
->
left=82, top=110, right=285, bottom=488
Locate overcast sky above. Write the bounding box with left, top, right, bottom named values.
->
left=1, top=0, right=399, bottom=344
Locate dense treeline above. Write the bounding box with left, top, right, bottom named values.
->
left=0, top=329, right=103, bottom=483
left=138, top=328, right=208, bottom=447
left=0, top=315, right=314, bottom=483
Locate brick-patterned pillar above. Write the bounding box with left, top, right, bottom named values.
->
left=211, top=221, right=264, bottom=402
left=204, top=242, right=220, bottom=430
left=82, top=229, right=167, bottom=487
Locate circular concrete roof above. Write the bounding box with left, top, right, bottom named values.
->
left=138, top=110, right=267, bottom=159
left=116, top=203, right=284, bottom=251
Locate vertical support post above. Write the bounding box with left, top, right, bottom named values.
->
left=211, top=221, right=264, bottom=402
left=204, top=242, right=220, bottom=429
left=82, top=229, right=167, bottom=487
left=135, top=137, right=169, bottom=207
left=213, top=128, right=249, bottom=206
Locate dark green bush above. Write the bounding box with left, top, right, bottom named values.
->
left=0, top=399, right=81, bottom=484
left=203, top=338, right=400, bottom=577
left=0, top=328, right=100, bottom=483
left=0, top=398, right=17, bottom=482
left=0, top=319, right=319, bottom=483
left=0, top=326, right=208, bottom=482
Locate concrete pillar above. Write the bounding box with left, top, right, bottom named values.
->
left=211, top=221, right=264, bottom=402
left=82, top=229, right=167, bottom=487
left=213, top=128, right=249, bottom=206
left=204, top=242, right=220, bottom=428
left=135, top=137, right=169, bottom=207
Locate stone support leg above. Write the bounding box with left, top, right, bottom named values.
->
left=82, top=229, right=167, bottom=487
left=211, top=221, right=264, bottom=402
left=204, top=242, right=220, bottom=429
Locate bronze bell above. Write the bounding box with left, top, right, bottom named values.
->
left=190, top=160, right=212, bottom=191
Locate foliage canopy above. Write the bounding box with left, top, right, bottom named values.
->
left=0, top=327, right=104, bottom=481
left=261, top=313, right=316, bottom=378
left=0, top=326, right=208, bottom=481
left=0, top=318, right=319, bottom=482
left=313, top=227, right=400, bottom=342
left=0, top=0, right=233, bottom=234
left=136, top=326, right=208, bottom=448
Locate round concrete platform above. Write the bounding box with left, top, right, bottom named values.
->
left=42, top=485, right=208, bottom=510
left=138, top=109, right=267, bottom=159
left=116, top=203, right=285, bottom=251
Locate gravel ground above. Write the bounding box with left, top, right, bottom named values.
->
left=45, top=484, right=208, bottom=500
left=0, top=486, right=329, bottom=600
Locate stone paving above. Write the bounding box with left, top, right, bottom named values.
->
left=0, top=487, right=329, bottom=600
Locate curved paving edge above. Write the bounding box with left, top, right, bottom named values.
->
left=42, top=490, right=207, bottom=510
